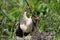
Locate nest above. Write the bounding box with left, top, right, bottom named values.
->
left=16, top=30, right=56, bottom=40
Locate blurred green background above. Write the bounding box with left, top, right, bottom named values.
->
left=0, top=0, right=60, bottom=40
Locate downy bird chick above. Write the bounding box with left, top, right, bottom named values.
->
left=16, top=7, right=40, bottom=38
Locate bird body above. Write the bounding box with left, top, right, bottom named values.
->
left=16, top=7, right=34, bottom=38
left=16, top=7, right=41, bottom=40
left=20, top=11, right=33, bottom=32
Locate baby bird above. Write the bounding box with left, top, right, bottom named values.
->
left=16, top=7, right=40, bottom=38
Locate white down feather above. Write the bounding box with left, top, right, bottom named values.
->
left=20, top=12, right=32, bottom=32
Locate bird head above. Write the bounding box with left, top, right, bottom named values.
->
left=23, top=7, right=30, bottom=13
left=31, top=16, right=40, bottom=21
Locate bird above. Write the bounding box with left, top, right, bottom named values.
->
left=16, top=7, right=40, bottom=40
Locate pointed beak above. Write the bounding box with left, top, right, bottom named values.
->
left=31, top=17, right=40, bottom=21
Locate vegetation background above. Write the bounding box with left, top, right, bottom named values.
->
left=0, top=0, right=60, bottom=40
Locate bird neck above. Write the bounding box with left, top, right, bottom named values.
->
left=23, top=12, right=28, bottom=19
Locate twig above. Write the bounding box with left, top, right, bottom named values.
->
left=25, top=0, right=29, bottom=6
left=25, top=0, right=32, bottom=14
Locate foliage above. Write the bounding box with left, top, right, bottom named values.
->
left=0, top=0, right=60, bottom=40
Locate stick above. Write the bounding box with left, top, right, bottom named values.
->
left=25, top=0, right=32, bottom=14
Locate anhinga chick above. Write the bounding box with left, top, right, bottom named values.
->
left=16, top=7, right=40, bottom=38
left=20, top=9, right=33, bottom=33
